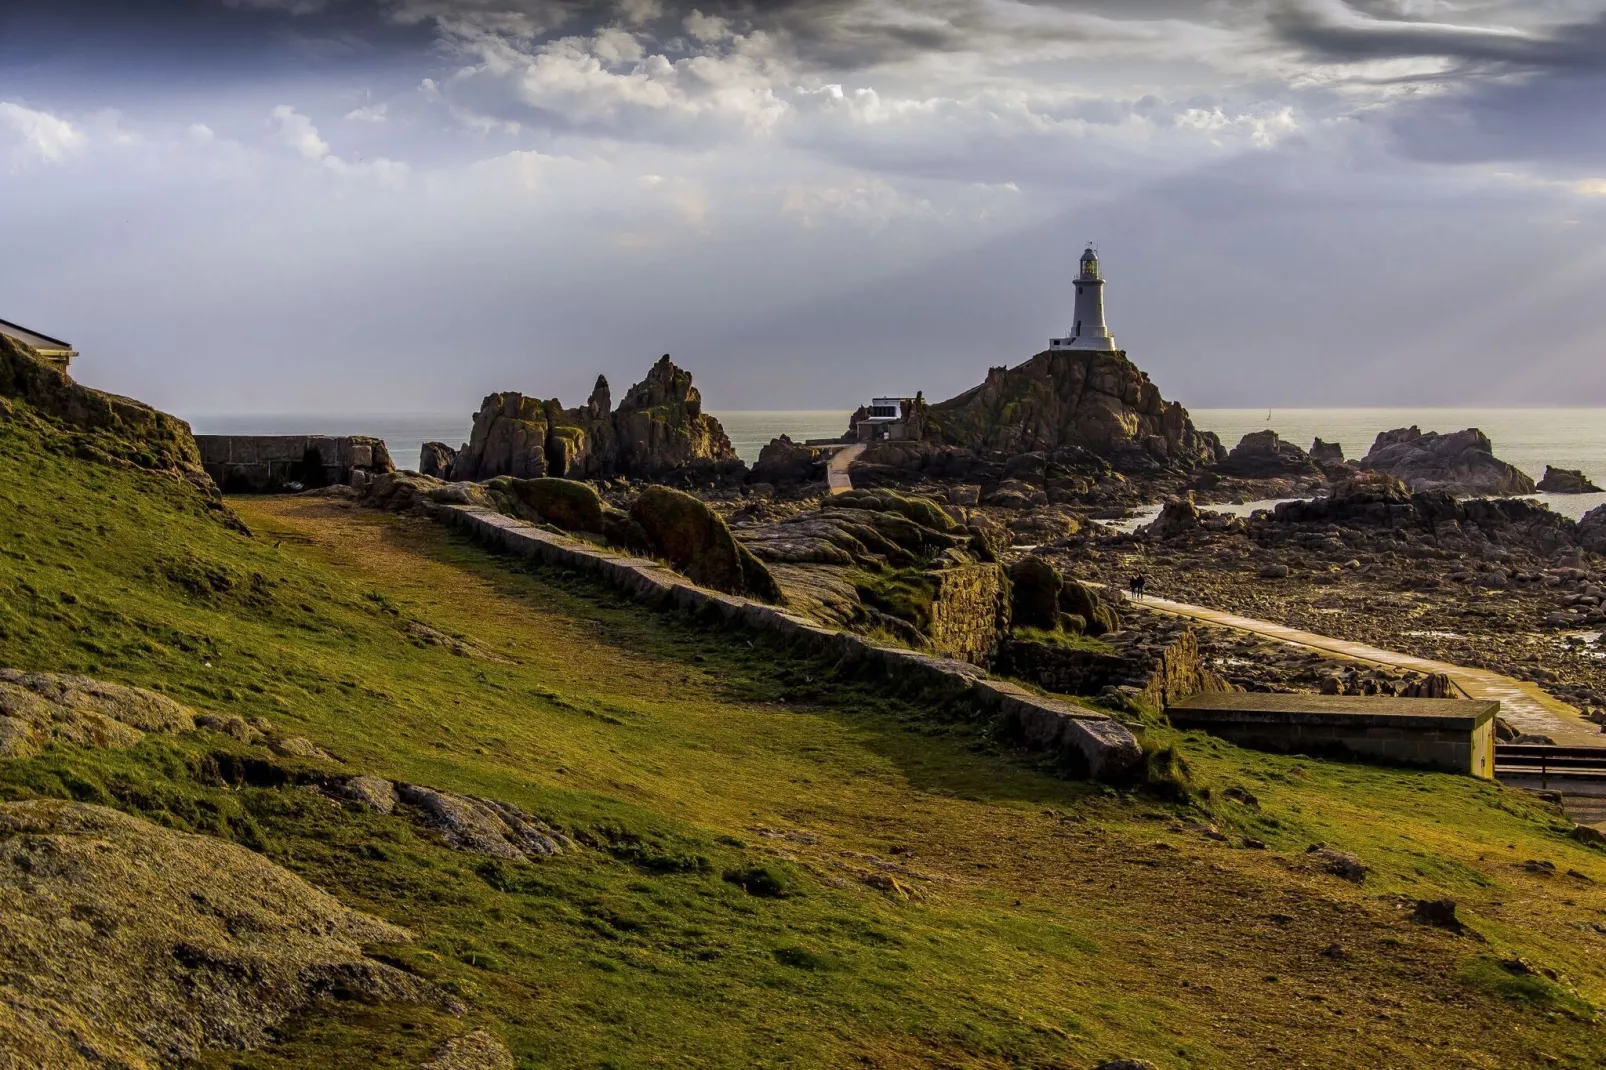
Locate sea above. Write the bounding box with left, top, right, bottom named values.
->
left=182, top=407, right=1605, bottom=521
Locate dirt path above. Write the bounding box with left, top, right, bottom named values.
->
left=1129, top=591, right=1599, bottom=745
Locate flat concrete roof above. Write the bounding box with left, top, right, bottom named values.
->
left=1170, top=692, right=1499, bottom=730
left=0, top=317, right=74, bottom=352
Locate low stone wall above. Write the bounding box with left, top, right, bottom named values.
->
left=196, top=436, right=395, bottom=493
left=437, top=505, right=1142, bottom=780
left=996, top=629, right=1234, bottom=710
left=1168, top=693, right=1498, bottom=777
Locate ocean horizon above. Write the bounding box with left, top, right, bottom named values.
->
left=183, top=406, right=1606, bottom=520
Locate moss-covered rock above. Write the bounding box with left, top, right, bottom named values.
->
left=1060, top=578, right=1120, bottom=636
left=498, top=477, right=649, bottom=551
left=631, top=486, right=783, bottom=602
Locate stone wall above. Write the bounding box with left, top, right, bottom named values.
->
left=996, top=628, right=1233, bottom=710
left=196, top=436, right=395, bottom=493
left=928, top=564, right=1009, bottom=664
left=435, top=504, right=1142, bottom=781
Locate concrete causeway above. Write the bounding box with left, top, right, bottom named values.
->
left=825, top=443, right=865, bottom=495
left=1129, top=593, right=1599, bottom=746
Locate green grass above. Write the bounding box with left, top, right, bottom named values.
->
left=4, top=399, right=1606, bottom=1068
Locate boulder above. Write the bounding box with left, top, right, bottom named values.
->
left=1538, top=466, right=1602, bottom=494
left=1060, top=578, right=1119, bottom=636
left=1141, top=498, right=1203, bottom=539
left=494, top=476, right=647, bottom=550
left=395, top=784, right=571, bottom=861
left=924, top=350, right=1222, bottom=472
left=1008, top=557, right=1062, bottom=631
left=751, top=435, right=823, bottom=486
left=0, top=800, right=446, bottom=1067
left=631, top=486, right=784, bottom=602
left=1359, top=426, right=1536, bottom=496
left=420, top=441, right=458, bottom=479
left=421, top=1031, right=516, bottom=1070
left=1214, top=430, right=1321, bottom=479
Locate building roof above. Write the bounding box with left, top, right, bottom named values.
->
left=0, top=317, right=75, bottom=353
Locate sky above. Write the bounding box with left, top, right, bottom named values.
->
left=4, top=0, right=1606, bottom=415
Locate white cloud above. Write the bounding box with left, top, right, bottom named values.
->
left=344, top=103, right=389, bottom=123
left=188, top=123, right=216, bottom=144
left=271, top=104, right=332, bottom=160
left=268, top=105, right=409, bottom=186
left=0, top=102, right=85, bottom=164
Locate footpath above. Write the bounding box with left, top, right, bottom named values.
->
left=825, top=443, right=865, bottom=495
left=1128, top=593, right=1599, bottom=746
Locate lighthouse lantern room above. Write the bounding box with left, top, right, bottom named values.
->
left=1049, top=246, right=1117, bottom=353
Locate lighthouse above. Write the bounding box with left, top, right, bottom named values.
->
left=1049, top=246, right=1117, bottom=353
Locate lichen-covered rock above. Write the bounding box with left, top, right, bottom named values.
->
left=1141, top=498, right=1203, bottom=539
left=925, top=350, right=1222, bottom=472
left=632, top=486, right=783, bottom=602
left=495, top=477, right=649, bottom=550
left=421, top=1030, right=516, bottom=1070
left=1359, top=426, right=1536, bottom=496
left=1538, top=466, right=1602, bottom=493
left=334, top=775, right=399, bottom=814
left=0, top=800, right=447, bottom=1068
left=1059, top=578, right=1119, bottom=637
left=0, top=670, right=195, bottom=758
left=420, top=441, right=458, bottom=479
left=395, top=784, right=572, bottom=861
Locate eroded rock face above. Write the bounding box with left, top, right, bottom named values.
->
left=1538, top=466, right=1602, bottom=494
left=0, top=799, right=447, bottom=1068
left=1359, top=426, right=1536, bottom=496
left=925, top=350, right=1223, bottom=472
left=1581, top=506, right=1606, bottom=554
left=451, top=356, right=742, bottom=484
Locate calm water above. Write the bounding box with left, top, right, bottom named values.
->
left=184, top=406, right=1603, bottom=520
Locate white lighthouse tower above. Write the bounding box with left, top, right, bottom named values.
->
left=1049, top=246, right=1117, bottom=353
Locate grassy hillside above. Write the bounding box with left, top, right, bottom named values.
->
left=3, top=391, right=1606, bottom=1068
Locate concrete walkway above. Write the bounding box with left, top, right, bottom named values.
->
left=825, top=443, right=865, bottom=496
left=1127, top=592, right=1599, bottom=746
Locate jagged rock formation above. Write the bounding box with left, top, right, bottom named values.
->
left=451, top=356, right=742, bottom=484
left=1214, top=430, right=1323, bottom=480
left=1581, top=505, right=1606, bottom=555
left=1538, top=466, right=1602, bottom=494
left=1006, top=556, right=1119, bottom=636
left=924, top=350, right=1223, bottom=472
left=1358, top=427, right=1536, bottom=497
left=420, top=441, right=457, bottom=478
left=0, top=799, right=449, bottom=1068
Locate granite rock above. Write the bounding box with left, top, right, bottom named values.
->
left=1359, top=426, right=1536, bottom=496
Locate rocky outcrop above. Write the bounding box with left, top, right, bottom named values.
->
left=0, top=669, right=196, bottom=757
left=0, top=799, right=448, bottom=1068
left=1538, top=466, right=1602, bottom=494
left=1358, top=427, right=1536, bottom=496
left=1005, top=556, right=1118, bottom=636
left=1311, top=438, right=1345, bottom=465
left=451, top=356, right=742, bottom=484
left=0, top=332, right=211, bottom=489
left=1214, top=430, right=1322, bottom=479
left=420, top=441, right=457, bottom=479
left=1582, top=505, right=1606, bottom=555
left=493, top=477, right=647, bottom=550
left=925, top=350, right=1223, bottom=472
left=631, top=486, right=782, bottom=602
left=751, top=435, right=824, bottom=486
